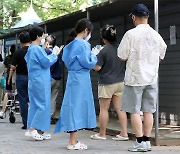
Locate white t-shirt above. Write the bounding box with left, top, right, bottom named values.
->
left=118, top=24, right=167, bottom=86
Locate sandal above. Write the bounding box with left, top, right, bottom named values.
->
left=67, top=141, right=88, bottom=150
left=25, top=130, right=43, bottom=141
left=41, top=133, right=51, bottom=140
left=112, top=135, right=129, bottom=141
left=90, top=133, right=106, bottom=140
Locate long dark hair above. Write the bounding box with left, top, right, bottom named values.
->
left=100, top=25, right=117, bottom=43
left=66, top=18, right=93, bottom=44
left=66, top=28, right=77, bottom=45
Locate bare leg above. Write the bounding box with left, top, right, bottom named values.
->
left=29, top=127, right=36, bottom=132
left=1, top=93, right=8, bottom=112
left=69, top=132, right=77, bottom=145
left=99, top=98, right=111, bottom=137
left=131, top=113, right=143, bottom=137
left=112, top=95, right=128, bottom=137
left=143, top=112, right=154, bottom=137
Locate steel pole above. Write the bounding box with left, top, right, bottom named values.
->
left=15, top=33, right=18, bottom=50
left=154, top=0, right=159, bottom=146
left=87, top=10, right=90, bottom=20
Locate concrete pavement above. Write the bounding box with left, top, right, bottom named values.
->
left=0, top=114, right=180, bottom=154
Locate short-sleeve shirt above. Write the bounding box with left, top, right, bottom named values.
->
left=97, top=43, right=126, bottom=85
left=117, top=24, right=167, bottom=86
left=11, top=46, right=29, bottom=75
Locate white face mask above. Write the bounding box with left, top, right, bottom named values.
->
left=85, top=33, right=91, bottom=42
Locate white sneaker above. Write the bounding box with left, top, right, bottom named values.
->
left=146, top=141, right=152, bottom=151
left=128, top=140, right=147, bottom=152
left=0, top=111, right=5, bottom=119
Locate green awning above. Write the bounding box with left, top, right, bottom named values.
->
left=0, top=28, right=20, bottom=35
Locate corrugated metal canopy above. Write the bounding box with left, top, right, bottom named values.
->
left=1, top=0, right=180, bottom=38
left=43, top=0, right=180, bottom=33
left=88, top=0, right=180, bottom=22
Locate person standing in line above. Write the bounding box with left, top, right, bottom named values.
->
left=0, top=45, right=16, bottom=119
left=7, top=32, right=30, bottom=129
left=91, top=25, right=128, bottom=141
left=24, top=26, right=58, bottom=141
left=54, top=18, right=97, bottom=150
left=0, top=57, right=4, bottom=105
left=118, top=4, right=167, bottom=152
left=3, top=45, right=15, bottom=91
left=44, top=35, right=62, bottom=124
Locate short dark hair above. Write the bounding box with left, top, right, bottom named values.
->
left=75, top=18, right=93, bottom=34
left=19, top=32, right=31, bottom=44
left=45, top=35, right=56, bottom=47
left=29, top=26, right=44, bottom=41
left=101, top=25, right=117, bottom=43
left=10, top=45, right=16, bottom=54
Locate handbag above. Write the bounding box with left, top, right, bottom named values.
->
left=0, top=75, right=6, bottom=89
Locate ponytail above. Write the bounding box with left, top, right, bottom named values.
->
left=100, top=25, right=117, bottom=43
left=66, top=28, right=77, bottom=45
left=66, top=18, right=93, bottom=45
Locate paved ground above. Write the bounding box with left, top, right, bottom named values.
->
left=0, top=114, right=180, bottom=154
left=100, top=117, right=180, bottom=146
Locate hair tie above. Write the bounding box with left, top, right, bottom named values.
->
left=110, top=28, right=116, bottom=35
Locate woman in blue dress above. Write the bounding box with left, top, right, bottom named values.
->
left=24, top=26, right=58, bottom=141
left=54, top=18, right=97, bottom=150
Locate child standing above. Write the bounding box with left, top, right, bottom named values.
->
left=44, top=35, right=62, bottom=124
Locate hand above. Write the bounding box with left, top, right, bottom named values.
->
left=91, top=47, right=100, bottom=55
left=53, top=45, right=64, bottom=56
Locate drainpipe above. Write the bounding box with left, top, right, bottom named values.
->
left=87, top=10, right=90, bottom=20
left=15, top=33, right=18, bottom=50
left=154, top=0, right=159, bottom=146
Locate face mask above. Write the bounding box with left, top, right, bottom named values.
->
left=85, top=33, right=91, bottom=42
left=40, top=38, right=45, bottom=48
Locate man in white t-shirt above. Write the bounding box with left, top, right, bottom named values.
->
left=118, top=4, right=167, bottom=152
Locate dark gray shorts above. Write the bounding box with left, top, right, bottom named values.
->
left=121, top=84, right=158, bottom=114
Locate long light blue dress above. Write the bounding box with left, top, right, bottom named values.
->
left=54, top=38, right=97, bottom=133
left=25, top=44, right=57, bottom=131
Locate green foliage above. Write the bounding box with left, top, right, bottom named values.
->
left=92, top=0, right=108, bottom=5
left=0, top=0, right=89, bottom=28
left=0, top=0, right=108, bottom=29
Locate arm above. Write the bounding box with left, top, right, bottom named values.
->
left=77, top=44, right=97, bottom=69
left=8, top=51, right=18, bottom=85
left=93, top=49, right=105, bottom=71
left=93, top=65, right=102, bottom=71
left=38, top=47, right=58, bottom=69
left=117, top=32, right=130, bottom=61
left=8, top=65, right=16, bottom=85
left=159, top=35, right=167, bottom=60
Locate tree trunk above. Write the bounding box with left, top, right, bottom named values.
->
left=0, top=1, right=3, bottom=29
